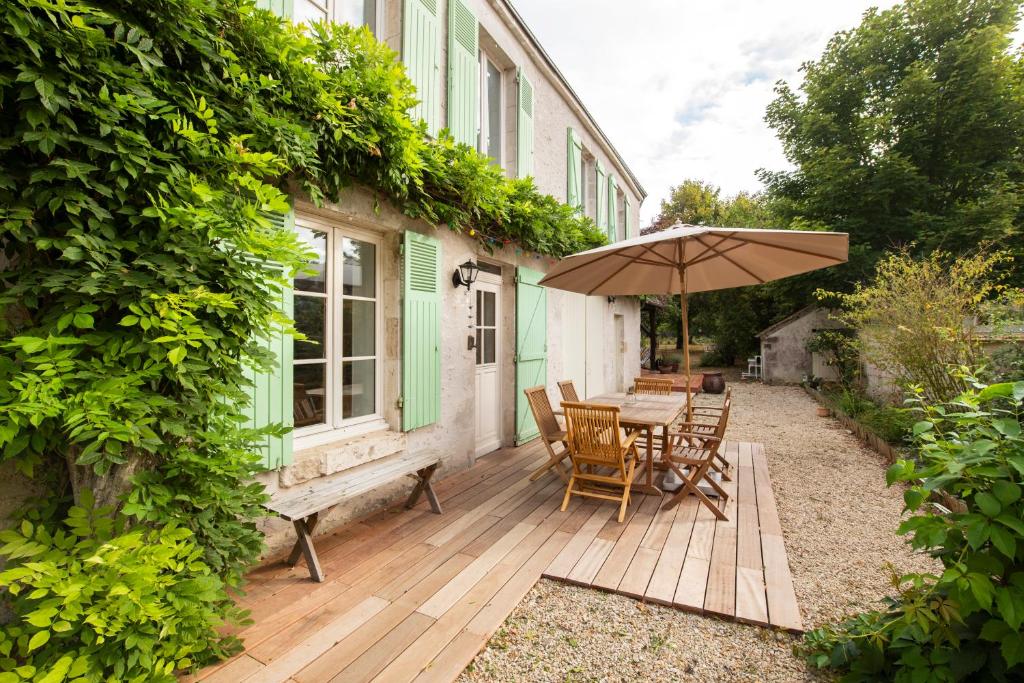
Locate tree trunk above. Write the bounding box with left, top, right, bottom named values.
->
left=65, top=447, right=150, bottom=511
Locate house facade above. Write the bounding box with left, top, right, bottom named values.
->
left=252, top=0, right=646, bottom=554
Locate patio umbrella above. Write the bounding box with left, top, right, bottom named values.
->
left=538, top=224, right=849, bottom=417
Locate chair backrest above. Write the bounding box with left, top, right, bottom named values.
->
left=524, top=386, right=561, bottom=441
left=557, top=380, right=579, bottom=402
left=633, top=376, right=674, bottom=396
left=714, top=394, right=732, bottom=440
left=561, top=401, right=626, bottom=474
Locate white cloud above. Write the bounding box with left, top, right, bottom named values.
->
left=510, top=0, right=903, bottom=226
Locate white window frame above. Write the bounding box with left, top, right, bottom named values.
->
left=293, top=213, right=385, bottom=449
left=478, top=51, right=505, bottom=168
left=329, top=0, right=385, bottom=37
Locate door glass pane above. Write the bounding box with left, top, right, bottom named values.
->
left=342, top=238, right=376, bottom=298
left=484, top=329, right=496, bottom=364
left=483, top=291, right=496, bottom=326
left=295, top=227, right=327, bottom=293
left=342, top=299, right=375, bottom=357
left=342, top=359, right=375, bottom=418
left=486, top=60, right=502, bottom=162
left=294, top=363, right=326, bottom=427
left=294, top=296, right=326, bottom=360
left=294, top=0, right=327, bottom=25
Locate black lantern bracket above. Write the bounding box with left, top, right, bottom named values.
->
left=452, top=259, right=480, bottom=290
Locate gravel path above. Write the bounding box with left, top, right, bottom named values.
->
left=458, top=376, right=937, bottom=682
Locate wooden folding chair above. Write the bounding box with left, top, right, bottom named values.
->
left=633, top=376, right=674, bottom=396
left=557, top=379, right=579, bottom=402
left=560, top=401, right=642, bottom=522
left=661, top=408, right=730, bottom=519
left=676, top=390, right=732, bottom=478
left=523, top=386, right=571, bottom=482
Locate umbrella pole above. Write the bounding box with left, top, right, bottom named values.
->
left=678, top=262, right=692, bottom=422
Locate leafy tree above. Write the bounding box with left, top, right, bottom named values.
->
left=762, top=0, right=1024, bottom=284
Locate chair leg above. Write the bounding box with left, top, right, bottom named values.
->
left=561, top=476, right=576, bottom=512
left=663, top=476, right=727, bottom=520
left=406, top=464, right=443, bottom=514
left=617, top=488, right=630, bottom=523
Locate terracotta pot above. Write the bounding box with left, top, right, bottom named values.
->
left=701, top=371, right=725, bottom=394
left=816, top=406, right=831, bottom=417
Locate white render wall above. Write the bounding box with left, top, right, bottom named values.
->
left=256, top=185, right=641, bottom=556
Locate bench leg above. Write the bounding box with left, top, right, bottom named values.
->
left=286, top=512, right=318, bottom=567
left=290, top=516, right=324, bottom=582
left=406, top=464, right=443, bottom=515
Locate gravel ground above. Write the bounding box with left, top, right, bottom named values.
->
left=458, top=374, right=938, bottom=682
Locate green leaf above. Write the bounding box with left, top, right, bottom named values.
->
left=167, top=346, right=186, bottom=366
left=72, top=313, right=94, bottom=329
left=975, top=493, right=1002, bottom=517
left=27, top=630, right=49, bottom=652
left=990, top=526, right=1016, bottom=559
left=904, top=488, right=925, bottom=510
left=912, top=420, right=933, bottom=435
left=993, top=481, right=1021, bottom=506
left=993, top=419, right=1022, bottom=438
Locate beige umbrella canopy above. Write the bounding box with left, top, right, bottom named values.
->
left=539, top=224, right=849, bottom=416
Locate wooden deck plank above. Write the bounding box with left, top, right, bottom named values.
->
left=542, top=505, right=615, bottom=579
left=735, top=566, right=769, bottom=626
left=590, top=495, right=660, bottom=591
left=644, top=497, right=697, bottom=605
left=762, top=532, right=802, bottom=631
left=703, top=524, right=737, bottom=617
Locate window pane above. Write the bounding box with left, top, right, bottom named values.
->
left=294, top=363, right=326, bottom=427
left=486, top=60, right=502, bottom=162
left=295, top=227, right=327, bottom=293
left=294, top=296, right=326, bottom=360
left=294, top=0, right=327, bottom=25
left=483, top=291, right=496, bottom=326
left=343, top=359, right=375, bottom=418
left=342, top=238, right=376, bottom=298
left=336, top=0, right=376, bottom=31
left=484, top=329, right=496, bottom=364
left=342, top=299, right=375, bottom=358
left=476, top=289, right=482, bottom=326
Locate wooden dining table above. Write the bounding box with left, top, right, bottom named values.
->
left=583, top=392, right=688, bottom=497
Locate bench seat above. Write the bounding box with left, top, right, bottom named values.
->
left=264, top=450, right=442, bottom=581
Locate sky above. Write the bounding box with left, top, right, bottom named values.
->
left=510, top=0, right=902, bottom=226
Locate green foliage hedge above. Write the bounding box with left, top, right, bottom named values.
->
left=0, top=0, right=605, bottom=678
left=801, top=379, right=1024, bottom=681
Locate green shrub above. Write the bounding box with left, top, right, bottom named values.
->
left=800, top=378, right=1024, bottom=681
left=0, top=492, right=243, bottom=683
left=699, top=348, right=729, bottom=367
left=0, top=0, right=606, bottom=678
left=989, top=343, right=1024, bottom=383
left=858, top=405, right=915, bottom=445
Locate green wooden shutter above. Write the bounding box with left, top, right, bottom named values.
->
left=255, top=0, right=293, bottom=17
left=402, top=231, right=442, bottom=431
left=245, top=209, right=295, bottom=470
left=447, top=0, right=479, bottom=146
left=516, top=68, right=534, bottom=178
left=403, top=0, right=441, bottom=136
left=595, top=160, right=607, bottom=229
left=566, top=128, right=582, bottom=211
left=607, top=175, right=619, bottom=241
left=515, top=267, right=547, bottom=444
left=623, top=196, right=632, bottom=239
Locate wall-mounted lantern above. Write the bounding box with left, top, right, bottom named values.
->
left=452, top=259, right=480, bottom=290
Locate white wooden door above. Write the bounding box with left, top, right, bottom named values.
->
left=474, top=277, right=502, bottom=456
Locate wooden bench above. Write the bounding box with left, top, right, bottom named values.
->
left=264, top=452, right=442, bottom=582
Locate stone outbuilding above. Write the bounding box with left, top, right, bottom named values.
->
left=757, top=306, right=844, bottom=385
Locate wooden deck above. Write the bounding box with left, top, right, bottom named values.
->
left=191, top=439, right=800, bottom=683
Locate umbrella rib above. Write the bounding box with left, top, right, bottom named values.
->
left=585, top=256, right=636, bottom=295
left=726, top=235, right=847, bottom=263
left=637, top=243, right=679, bottom=267
left=685, top=241, right=746, bottom=269
left=694, top=235, right=767, bottom=284
left=538, top=248, right=634, bottom=284
left=683, top=233, right=734, bottom=266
